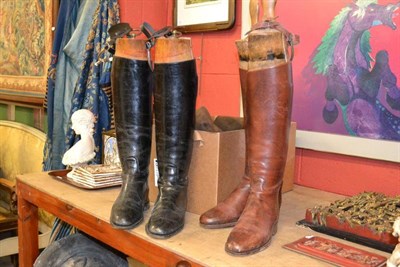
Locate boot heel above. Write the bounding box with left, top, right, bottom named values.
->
left=271, top=221, right=278, bottom=236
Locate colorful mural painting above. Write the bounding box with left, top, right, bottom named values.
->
left=275, top=0, right=400, bottom=142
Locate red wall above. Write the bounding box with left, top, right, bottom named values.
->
left=296, top=150, right=399, bottom=197
left=119, top=0, right=242, bottom=116
left=119, top=0, right=400, bottom=197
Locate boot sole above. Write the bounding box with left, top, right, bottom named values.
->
left=145, top=224, right=184, bottom=240
left=225, top=223, right=278, bottom=256
left=111, top=217, right=144, bottom=230
left=199, top=221, right=237, bottom=229
left=110, top=202, right=150, bottom=230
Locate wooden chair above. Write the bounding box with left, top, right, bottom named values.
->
left=0, top=120, right=53, bottom=259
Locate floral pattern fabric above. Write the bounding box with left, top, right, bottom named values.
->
left=64, top=0, right=120, bottom=163
left=45, top=0, right=120, bottom=242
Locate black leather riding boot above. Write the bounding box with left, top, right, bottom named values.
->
left=146, top=59, right=197, bottom=238
left=110, top=53, right=153, bottom=229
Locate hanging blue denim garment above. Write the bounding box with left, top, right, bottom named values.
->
left=46, top=0, right=98, bottom=170
left=43, top=0, right=78, bottom=171
left=65, top=0, right=120, bottom=165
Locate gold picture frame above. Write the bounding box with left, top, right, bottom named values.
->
left=0, top=0, right=54, bottom=105
left=173, top=0, right=235, bottom=33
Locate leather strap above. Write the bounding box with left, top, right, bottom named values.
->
left=96, top=23, right=143, bottom=66
left=107, top=23, right=134, bottom=54
left=248, top=20, right=299, bottom=61
left=140, top=22, right=175, bottom=70
left=141, top=22, right=173, bottom=50
left=109, top=23, right=133, bottom=43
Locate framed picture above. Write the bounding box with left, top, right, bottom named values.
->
left=174, top=0, right=235, bottom=33
left=102, top=130, right=121, bottom=167
left=0, top=0, right=54, bottom=105
left=241, top=0, right=400, bottom=163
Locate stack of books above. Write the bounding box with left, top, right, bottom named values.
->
left=67, top=164, right=122, bottom=189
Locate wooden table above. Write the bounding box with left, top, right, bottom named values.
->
left=17, top=172, right=390, bottom=267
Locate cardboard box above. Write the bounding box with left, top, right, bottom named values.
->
left=149, top=122, right=296, bottom=215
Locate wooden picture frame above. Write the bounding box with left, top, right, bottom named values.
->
left=0, top=0, right=54, bottom=105
left=173, top=0, right=235, bottom=33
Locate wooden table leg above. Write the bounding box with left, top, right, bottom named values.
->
left=18, top=189, right=39, bottom=267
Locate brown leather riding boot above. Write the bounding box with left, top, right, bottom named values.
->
left=199, top=39, right=250, bottom=228
left=225, top=24, right=294, bottom=254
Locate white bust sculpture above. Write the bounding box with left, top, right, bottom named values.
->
left=387, top=217, right=400, bottom=267
left=62, top=109, right=96, bottom=167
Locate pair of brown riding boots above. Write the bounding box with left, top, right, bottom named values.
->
left=200, top=28, right=294, bottom=255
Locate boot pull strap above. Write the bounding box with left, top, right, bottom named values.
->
left=141, top=22, right=177, bottom=70
left=287, top=33, right=299, bottom=62
left=141, top=22, right=157, bottom=70
left=95, top=23, right=142, bottom=66
left=108, top=23, right=133, bottom=51
left=141, top=22, right=174, bottom=41
left=107, top=23, right=142, bottom=54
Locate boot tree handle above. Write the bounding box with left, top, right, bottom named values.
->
left=250, top=0, right=277, bottom=25
left=262, top=0, right=277, bottom=21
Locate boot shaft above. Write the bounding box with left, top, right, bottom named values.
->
left=154, top=59, right=198, bottom=185
left=246, top=63, right=293, bottom=188
left=111, top=55, right=153, bottom=174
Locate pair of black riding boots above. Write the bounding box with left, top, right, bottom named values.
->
left=110, top=49, right=197, bottom=238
